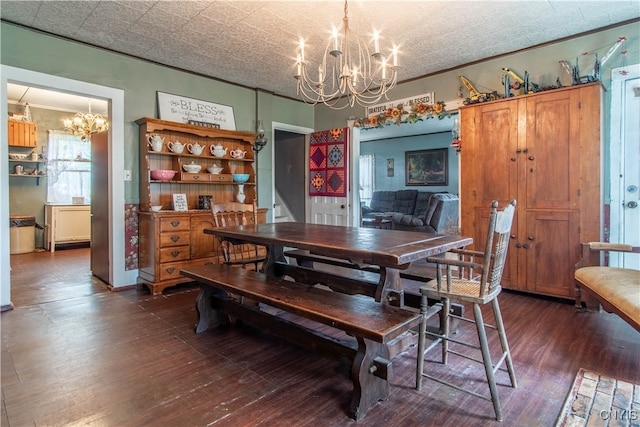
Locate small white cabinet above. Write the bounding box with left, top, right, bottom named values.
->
left=45, top=204, right=91, bottom=252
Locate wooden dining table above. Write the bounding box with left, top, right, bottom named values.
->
left=194, top=222, right=472, bottom=419
left=205, top=222, right=472, bottom=306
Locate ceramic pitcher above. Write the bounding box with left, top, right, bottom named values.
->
left=167, top=141, right=185, bottom=154
left=230, top=148, right=246, bottom=159
left=211, top=143, right=228, bottom=158
left=187, top=142, right=204, bottom=156
left=147, top=135, right=164, bottom=152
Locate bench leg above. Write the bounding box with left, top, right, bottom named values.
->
left=350, top=337, right=392, bottom=420
left=194, top=284, right=230, bottom=333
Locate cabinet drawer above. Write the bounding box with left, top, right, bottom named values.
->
left=209, top=173, right=233, bottom=183
left=159, top=216, right=190, bottom=232
left=181, top=173, right=208, bottom=182
left=158, top=261, right=189, bottom=281
left=159, top=245, right=190, bottom=263
left=159, top=231, right=190, bottom=247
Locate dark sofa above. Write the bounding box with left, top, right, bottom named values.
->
left=362, top=190, right=459, bottom=234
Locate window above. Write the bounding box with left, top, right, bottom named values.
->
left=359, top=153, right=375, bottom=206
left=46, top=130, right=91, bottom=204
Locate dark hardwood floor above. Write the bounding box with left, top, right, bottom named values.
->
left=2, top=248, right=639, bottom=426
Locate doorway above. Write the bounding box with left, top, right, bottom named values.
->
left=609, top=63, right=640, bottom=269
left=1, top=65, right=130, bottom=310
left=271, top=122, right=313, bottom=223
left=274, top=130, right=306, bottom=222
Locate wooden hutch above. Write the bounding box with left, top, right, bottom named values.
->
left=136, top=118, right=266, bottom=295
left=459, top=83, right=601, bottom=299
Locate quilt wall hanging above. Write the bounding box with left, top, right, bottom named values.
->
left=309, top=127, right=348, bottom=197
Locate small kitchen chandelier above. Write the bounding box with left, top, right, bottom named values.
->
left=294, top=0, right=399, bottom=110
left=64, top=99, right=109, bottom=142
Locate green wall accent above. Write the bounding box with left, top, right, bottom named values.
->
left=1, top=22, right=314, bottom=207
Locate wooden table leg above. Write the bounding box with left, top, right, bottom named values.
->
left=262, top=244, right=286, bottom=276
left=194, top=284, right=230, bottom=333
left=377, top=267, right=404, bottom=307
left=350, top=337, right=392, bottom=420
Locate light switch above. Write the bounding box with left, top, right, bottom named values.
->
left=124, top=170, right=132, bottom=181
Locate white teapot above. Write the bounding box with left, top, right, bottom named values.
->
left=147, top=135, right=164, bottom=152
left=187, top=142, right=204, bottom=156
left=167, top=141, right=185, bottom=154
left=210, top=143, right=228, bottom=158
left=229, top=148, right=247, bottom=159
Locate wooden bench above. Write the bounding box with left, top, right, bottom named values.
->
left=181, top=264, right=425, bottom=421
left=574, top=242, right=640, bottom=332
left=283, top=249, right=465, bottom=323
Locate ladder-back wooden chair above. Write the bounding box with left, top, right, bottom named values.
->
left=415, top=200, right=517, bottom=422
left=211, top=200, right=266, bottom=271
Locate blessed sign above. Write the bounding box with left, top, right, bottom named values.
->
left=157, top=92, right=236, bottom=130
left=365, top=92, right=435, bottom=117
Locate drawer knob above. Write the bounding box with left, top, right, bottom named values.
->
left=193, top=175, right=200, bottom=180
left=166, top=267, right=176, bottom=274
left=218, top=176, right=224, bottom=181
left=171, top=235, right=180, bottom=242
left=171, top=221, right=180, bottom=227
left=171, top=250, right=180, bottom=257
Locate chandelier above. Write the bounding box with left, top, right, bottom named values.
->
left=294, top=0, right=399, bottom=110
left=64, top=99, right=109, bottom=142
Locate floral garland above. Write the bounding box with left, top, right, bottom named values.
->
left=354, top=101, right=451, bottom=129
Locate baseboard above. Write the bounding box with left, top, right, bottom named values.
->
left=1, top=303, right=15, bottom=312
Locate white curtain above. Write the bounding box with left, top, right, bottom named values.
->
left=359, top=153, right=375, bottom=206
left=46, top=130, right=92, bottom=204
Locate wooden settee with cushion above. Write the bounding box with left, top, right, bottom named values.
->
left=574, top=242, right=640, bottom=332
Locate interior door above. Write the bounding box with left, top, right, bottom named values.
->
left=307, top=128, right=351, bottom=225
left=610, top=64, right=640, bottom=269
left=91, top=130, right=110, bottom=284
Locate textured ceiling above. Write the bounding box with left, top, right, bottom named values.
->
left=2, top=0, right=639, bottom=105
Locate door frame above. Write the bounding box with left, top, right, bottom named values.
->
left=609, top=63, right=640, bottom=267
left=1, top=65, right=132, bottom=309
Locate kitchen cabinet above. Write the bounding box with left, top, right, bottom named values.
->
left=45, top=204, right=91, bottom=252
left=136, top=117, right=267, bottom=294
left=8, top=119, right=37, bottom=147
left=459, top=83, right=601, bottom=299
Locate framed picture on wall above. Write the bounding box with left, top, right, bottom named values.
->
left=405, top=148, right=448, bottom=186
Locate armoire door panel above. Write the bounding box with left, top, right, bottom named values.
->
left=525, top=210, right=580, bottom=298
left=524, top=90, right=581, bottom=210
left=476, top=104, right=519, bottom=205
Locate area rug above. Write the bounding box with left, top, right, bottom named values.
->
left=555, top=368, right=639, bottom=427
